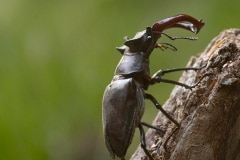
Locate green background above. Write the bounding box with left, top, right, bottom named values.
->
left=0, top=0, right=239, bottom=159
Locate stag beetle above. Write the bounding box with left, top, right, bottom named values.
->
left=102, top=14, right=208, bottom=160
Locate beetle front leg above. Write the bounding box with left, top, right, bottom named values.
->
left=152, top=72, right=212, bottom=90
left=149, top=65, right=212, bottom=90
left=152, top=64, right=207, bottom=78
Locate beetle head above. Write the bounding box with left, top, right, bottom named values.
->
left=116, top=14, right=204, bottom=57
left=116, top=27, right=157, bottom=57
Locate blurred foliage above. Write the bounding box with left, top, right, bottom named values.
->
left=0, top=0, right=239, bottom=159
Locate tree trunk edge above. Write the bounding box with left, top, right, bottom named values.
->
left=131, top=28, right=240, bottom=160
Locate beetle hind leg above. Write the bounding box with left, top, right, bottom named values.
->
left=139, top=124, right=154, bottom=160
left=156, top=127, right=179, bottom=156
left=141, top=121, right=166, bottom=135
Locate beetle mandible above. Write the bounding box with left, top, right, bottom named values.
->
left=102, top=14, right=207, bottom=160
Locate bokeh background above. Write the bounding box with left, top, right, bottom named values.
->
left=0, top=0, right=239, bottom=159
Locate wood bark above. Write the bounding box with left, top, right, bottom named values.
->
left=131, top=29, right=240, bottom=160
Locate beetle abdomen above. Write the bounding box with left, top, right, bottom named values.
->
left=102, top=78, right=144, bottom=159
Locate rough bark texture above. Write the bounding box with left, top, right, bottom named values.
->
left=131, top=29, right=240, bottom=160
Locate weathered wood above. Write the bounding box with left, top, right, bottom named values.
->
left=131, top=29, right=240, bottom=160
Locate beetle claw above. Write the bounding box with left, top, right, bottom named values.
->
left=152, top=14, right=204, bottom=37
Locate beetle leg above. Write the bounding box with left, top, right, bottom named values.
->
left=150, top=64, right=212, bottom=90
left=152, top=64, right=207, bottom=77
left=139, top=124, right=154, bottom=160
left=157, top=127, right=179, bottom=156
left=141, top=121, right=166, bottom=134
left=145, top=93, right=180, bottom=127
left=154, top=78, right=195, bottom=90
left=153, top=72, right=212, bottom=90
left=163, top=127, right=179, bottom=152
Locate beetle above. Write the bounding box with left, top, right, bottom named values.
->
left=102, top=14, right=207, bottom=160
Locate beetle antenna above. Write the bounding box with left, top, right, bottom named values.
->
left=153, top=31, right=198, bottom=41
left=156, top=43, right=178, bottom=51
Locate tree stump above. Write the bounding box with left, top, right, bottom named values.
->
left=131, top=28, right=240, bottom=160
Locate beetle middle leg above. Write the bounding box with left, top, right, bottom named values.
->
left=145, top=93, right=180, bottom=127
left=144, top=93, right=181, bottom=158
